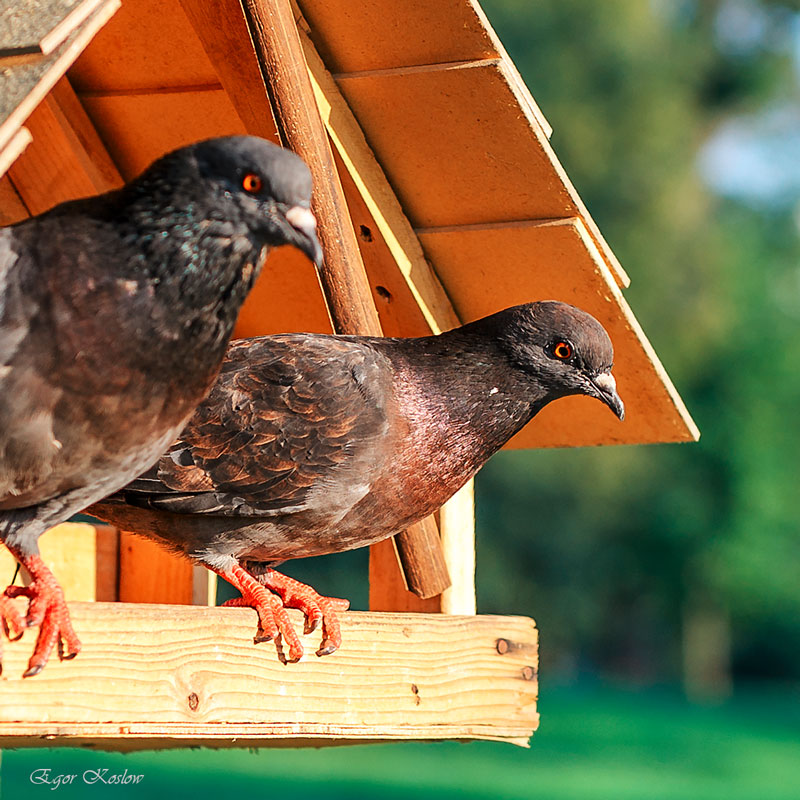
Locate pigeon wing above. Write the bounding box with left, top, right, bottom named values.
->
left=120, top=334, right=392, bottom=517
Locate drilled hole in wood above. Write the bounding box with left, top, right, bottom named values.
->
left=359, top=224, right=373, bottom=242
left=375, top=285, right=392, bottom=302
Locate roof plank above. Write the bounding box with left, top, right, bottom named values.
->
left=297, top=0, right=499, bottom=74
left=336, top=60, right=628, bottom=287
left=68, top=0, right=218, bottom=93
left=301, top=25, right=461, bottom=334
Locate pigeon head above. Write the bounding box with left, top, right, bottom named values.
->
left=128, top=136, right=323, bottom=268
left=187, top=137, right=323, bottom=267
left=492, top=301, right=625, bottom=420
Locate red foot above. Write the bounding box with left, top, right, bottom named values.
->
left=217, top=565, right=349, bottom=661
left=256, top=569, right=349, bottom=657
left=1, top=555, right=81, bottom=677
left=217, top=564, right=306, bottom=662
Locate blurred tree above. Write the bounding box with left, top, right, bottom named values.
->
left=477, top=0, right=800, bottom=695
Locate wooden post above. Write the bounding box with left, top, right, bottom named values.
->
left=239, top=0, right=449, bottom=600
left=440, top=479, right=477, bottom=614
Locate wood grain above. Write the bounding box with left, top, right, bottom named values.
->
left=0, top=604, right=538, bottom=748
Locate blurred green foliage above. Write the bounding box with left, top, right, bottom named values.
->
left=473, top=0, right=800, bottom=686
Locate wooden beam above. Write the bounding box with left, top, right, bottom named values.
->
left=299, top=23, right=461, bottom=335
left=234, top=0, right=449, bottom=602
left=242, top=0, right=382, bottom=335
left=8, top=77, right=123, bottom=212
left=177, top=0, right=279, bottom=141
left=369, top=537, right=444, bottom=613
left=0, top=603, right=537, bottom=748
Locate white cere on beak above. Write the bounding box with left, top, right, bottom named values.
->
left=593, top=371, right=617, bottom=396
left=285, top=206, right=317, bottom=233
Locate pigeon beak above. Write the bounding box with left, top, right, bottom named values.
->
left=590, top=371, right=625, bottom=421
left=285, top=205, right=323, bottom=268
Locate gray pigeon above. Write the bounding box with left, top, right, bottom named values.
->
left=0, top=135, right=322, bottom=677
left=91, top=302, right=624, bottom=662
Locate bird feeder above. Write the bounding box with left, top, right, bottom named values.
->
left=0, top=0, right=697, bottom=749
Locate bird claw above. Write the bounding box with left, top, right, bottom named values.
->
left=255, top=570, right=349, bottom=658
left=219, top=573, right=304, bottom=661
left=0, top=557, right=80, bottom=676
left=18, top=578, right=81, bottom=677
left=219, top=565, right=348, bottom=662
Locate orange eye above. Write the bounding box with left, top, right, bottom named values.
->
left=242, top=173, right=263, bottom=193
left=553, top=341, right=573, bottom=360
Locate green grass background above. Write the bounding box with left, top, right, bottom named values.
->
left=3, top=686, right=798, bottom=800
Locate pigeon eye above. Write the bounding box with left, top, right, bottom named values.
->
left=553, top=341, right=573, bottom=360
left=242, top=173, right=263, bottom=193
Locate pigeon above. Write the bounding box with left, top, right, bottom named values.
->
left=0, top=134, right=323, bottom=677
left=90, top=301, right=624, bottom=661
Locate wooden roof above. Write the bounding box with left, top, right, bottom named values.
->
left=0, top=0, right=699, bottom=449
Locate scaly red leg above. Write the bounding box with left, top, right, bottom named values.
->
left=255, top=569, right=349, bottom=657
left=215, top=563, right=306, bottom=662
left=1, top=555, right=81, bottom=677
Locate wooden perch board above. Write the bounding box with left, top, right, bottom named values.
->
left=0, top=604, right=538, bottom=748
